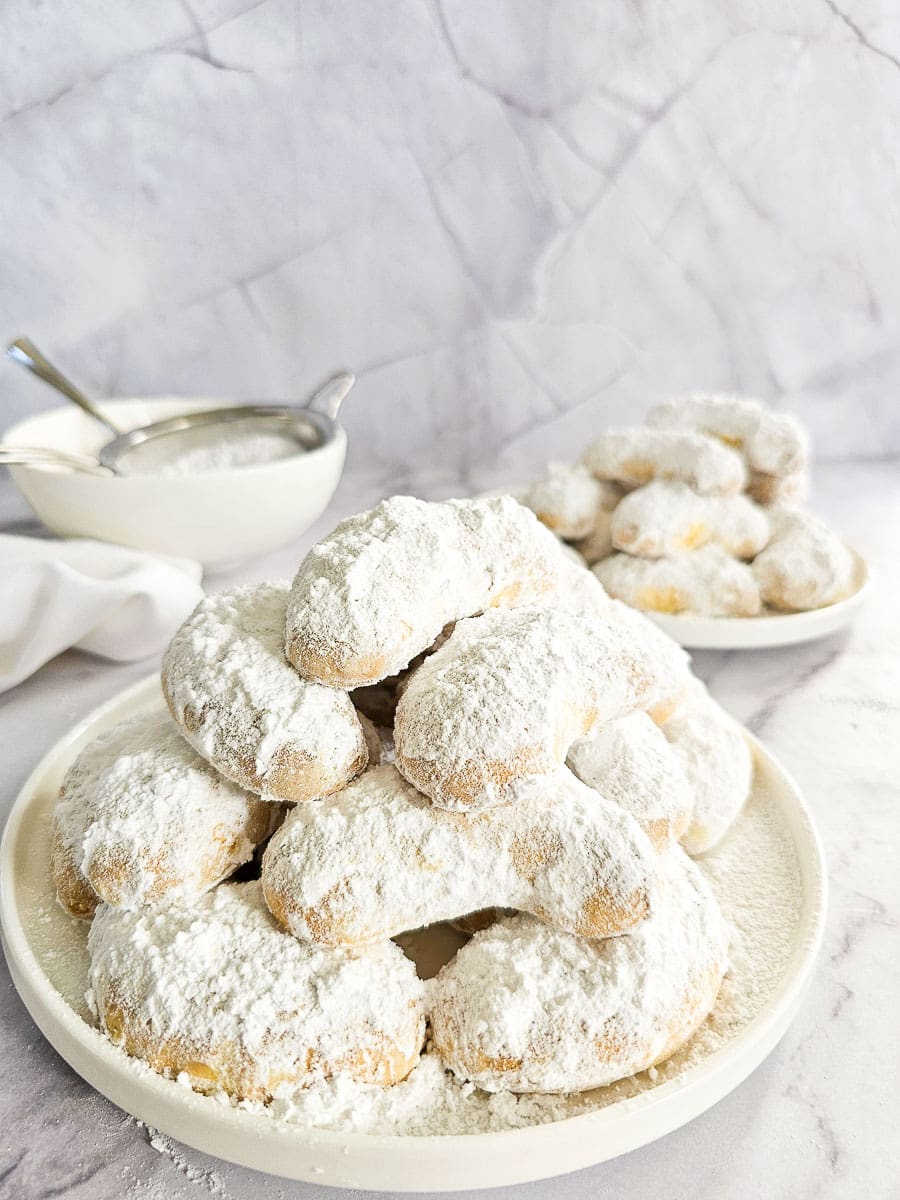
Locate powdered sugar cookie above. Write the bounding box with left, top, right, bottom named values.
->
left=582, top=428, right=746, bottom=495
left=285, top=496, right=576, bottom=689
left=567, top=712, right=693, bottom=851
left=570, top=481, right=624, bottom=564
left=611, top=481, right=770, bottom=559
left=594, top=547, right=761, bottom=617
left=752, top=507, right=856, bottom=611
left=430, top=849, right=728, bottom=1093
left=747, top=468, right=809, bottom=508
left=162, top=582, right=367, bottom=802
left=521, top=463, right=608, bottom=540
left=88, top=881, right=425, bottom=1100
left=394, top=606, right=691, bottom=810
left=52, top=711, right=285, bottom=920
left=648, top=393, right=809, bottom=478
left=262, top=764, right=655, bottom=947
left=661, top=682, right=753, bottom=854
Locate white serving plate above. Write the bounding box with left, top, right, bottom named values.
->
left=1, top=676, right=827, bottom=1193
left=645, top=547, right=871, bottom=649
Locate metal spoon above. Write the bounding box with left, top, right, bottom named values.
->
left=6, top=338, right=123, bottom=437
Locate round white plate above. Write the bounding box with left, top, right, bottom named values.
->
left=1, top=676, right=827, bottom=1193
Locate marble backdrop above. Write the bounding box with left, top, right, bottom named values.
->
left=1, top=0, right=899, bottom=473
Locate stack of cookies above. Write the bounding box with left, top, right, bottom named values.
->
left=54, top=495, right=754, bottom=1103
left=520, top=393, right=856, bottom=616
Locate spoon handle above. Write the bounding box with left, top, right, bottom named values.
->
left=0, top=445, right=113, bottom=476
left=6, top=337, right=123, bottom=437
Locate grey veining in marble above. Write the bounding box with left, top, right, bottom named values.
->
left=1, top=458, right=899, bottom=1199
left=2, top=1, right=900, bottom=472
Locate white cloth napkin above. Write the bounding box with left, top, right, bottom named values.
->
left=0, top=535, right=204, bottom=692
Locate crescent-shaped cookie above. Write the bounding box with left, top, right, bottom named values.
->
left=521, top=463, right=610, bottom=540
left=87, top=881, right=425, bottom=1100
left=611, top=481, right=770, bottom=559
left=752, top=507, right=856, bottom=611
left=648, top=393, right=808, bottom=477
left=162, top=582, right=368, bottom=801
left=593, top=546, right=761, bottom=617
left=747, top=468, right=809, bottom=507
left=261, top=764, right=656, bottom=947
left=430, top=849, right=728, bottom=1093
left=52, top=710, right=285, bottom=919
left=582, top=428, right=746, bottom=495
left=660, top=682, right=753, bottom=854
left=284, top=495, right=587, bottom=689
left=571, top=481, right=624, bottom=564
left=567, top=712, right=693, bottom=851
left=394, top=606, right=691, bottom=810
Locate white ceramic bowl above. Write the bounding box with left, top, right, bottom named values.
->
left=2, top=399, right=347, bottom=568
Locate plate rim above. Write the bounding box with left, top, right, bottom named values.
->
left=1, top=674, right=828, bottom=1191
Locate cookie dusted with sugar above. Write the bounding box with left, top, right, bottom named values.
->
left=88, top=881, right=426, bottom=1100
left=162, top=582, right=367, bottom=802
left=284, top=495, right=583, bottom=689
left=52, top=710, right=285, bottom=920
left=747, top=468, right=809, bottom=508
left=582, top=428, right=746, bottom=495
left=521, top=463, right=610, bottom=540
left=660, top=681, right=753, bottom=855
left=611, top=481, right=770, bottom=559
left=262, top=764, right=656, bottom=947
left=567, top=712, right=693, bottom=851
left=648, top=393, right=809, bottom=477
left=571, top=481, right=624, bottom=564
left=594, top=546, right=761, bottom=617
left=394, top=605, right=691, bottom=810
left=752, top=507, right=856, bottom=611
left=430, top=849, right=728, bottom=1094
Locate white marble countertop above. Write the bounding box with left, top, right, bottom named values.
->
left=1, top=459, right=898, bottom=1200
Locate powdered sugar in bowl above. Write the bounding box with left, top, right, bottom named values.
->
left=2, top=394, right=348, bottom=568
